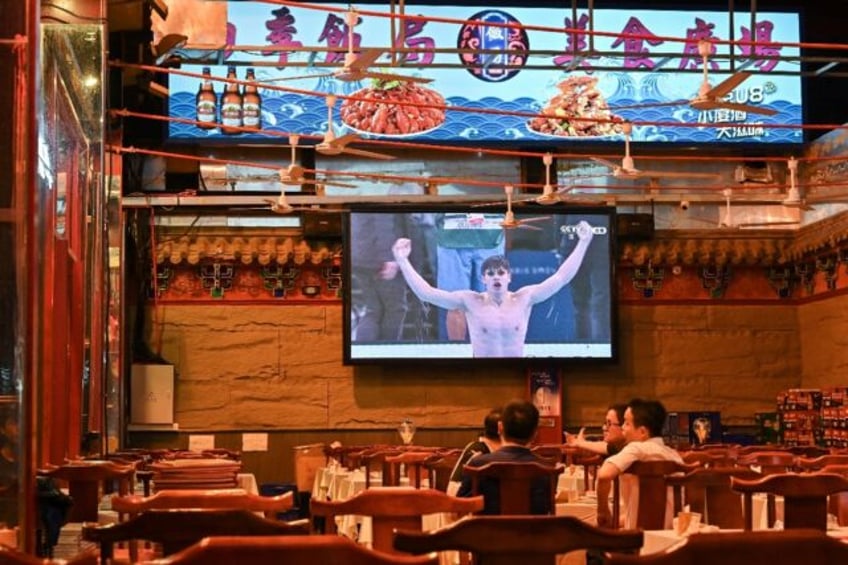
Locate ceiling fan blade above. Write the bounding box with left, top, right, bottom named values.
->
left=590, top=156, right=620, bottom=170
left=340, top=146, right=396, bottom=160
left=692, top=99, right=778, bottom=116
left=262, top=72, right=335, bottom=84
left=347, top=48, right=383, bottom=71
left=362, top=70, right=434, bottom=84
left=610, top=100, right=688, bottom=111
left=704, top=71, right=751, bottom=99
left=635, top=169, right=722, bottom=180
left=517, top=223, right=544, bottom=231
left=331, top=132, right=360, bottom=148
left=515, top=216, right=552, bottom=224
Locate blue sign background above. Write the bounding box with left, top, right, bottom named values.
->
left=167, top=3, right=802, bottom=144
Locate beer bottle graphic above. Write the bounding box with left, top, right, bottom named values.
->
left=220, top=66, right=243, bottom=134
left=242, top=68, right=262, bottom=130
left=195, top=67, right=217, bottom=129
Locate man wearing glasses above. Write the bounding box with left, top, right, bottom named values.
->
left=391, top=220, right=594, bottom=357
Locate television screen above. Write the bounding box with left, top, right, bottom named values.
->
left=343, top=204, right=618, bottom=364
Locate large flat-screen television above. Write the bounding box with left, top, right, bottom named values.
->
left=343, top=204, right=618, bottom=364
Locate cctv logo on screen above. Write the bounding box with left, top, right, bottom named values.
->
left=559, top=225, right=608, bottom=236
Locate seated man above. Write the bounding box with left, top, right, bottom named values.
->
left=596, top=398, right=683, bottom=529
left=457, top=399, right=551, bottom=514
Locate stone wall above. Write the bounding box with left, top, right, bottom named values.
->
left=145, top=297, right=819, bottom=430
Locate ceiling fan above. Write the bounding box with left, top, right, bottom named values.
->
left=782, top=156, right=815, bottom=210
left=501, top=184, right=551, bottom=230
left=592, top=122, right=722, bottom=180
left=261, top=191, right=344, bottom=215
left=279, top=134, right=356, bottom=188
left=619, top=41, right=777, bottom=117
left=264, top=8, right=433, bottom=85
left=315, top=95, right=395, bottom=160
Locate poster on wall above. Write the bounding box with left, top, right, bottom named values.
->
left=166, top=2, right=802, bottom=144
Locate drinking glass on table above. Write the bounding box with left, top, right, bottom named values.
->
left=398, top=418, right=416, bottom=445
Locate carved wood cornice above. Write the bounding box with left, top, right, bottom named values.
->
left=154, top=211, right=848, bottom=267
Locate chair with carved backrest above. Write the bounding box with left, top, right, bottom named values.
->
left=144, top=535, right=439, bottom=565
left=795, top=454, right=848, bottom=472
left=310, top=487, right=484, bottom=555
left=604, top=529, right=848, bottom=565
left=110, top=489, right=294, bottom=520
left=0, top=546, right=96, bottom=565
left=423, top=451, right=461, bottom=492
left=735, top=450, right=795, bottom=528
left=819, top=464, right=848, bottom=526
left=384, top=452, right=434, bottom=488
left=463, top=460, right=563, bottom=515
left=393, top=514, right=644, bottom=565
left=530, top=445, right=568, bottom=465
left=360, top=448, right=405, bottom=489
left=666, top=467, right=761, bottom=529
left=730, top=472, right=848, bottom=531
left=39, top=460, right=136, bottom=522
left=611, top=460, right=697, bottom=530
left=82, top=508, right=309, bottom=564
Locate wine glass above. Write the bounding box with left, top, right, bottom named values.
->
left=398, top=418, right=416, bottom=446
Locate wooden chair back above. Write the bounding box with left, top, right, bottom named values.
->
left=571, top=451, right=604, bottom=492
left=0, top=546, right=96, bottom=565
left=385, top=452, right=433, bottom=488
left=604, top=529, right=848, bottom=565
left=393, top=515, right=644, bottom=565
left=613, top=460, right=697, bottom=530
left=731, top=472, right=848, bottom=531
left=39, top=461, right=135, bottom=522
left=146, top=535, right=439, bottom=565
left=423, top=452, right=461, bottom=492
left=680, top=450, right=733, bottom=469
left=736, top=451, right=796, bottom=474
left=666, top=467, right=760, bottom=529
left=310, top=488, right=483, bottom=554
left=110, top=489, right=294, bottom=520
left=796, top=454, right=848, bottom=471
left=530, top=445, right=567, bottom=465
left=463, top=461, right=563, bottom=515
left=820, top=464, right=848, bottom=526
left=361, top=449, right=404, bottom=489
left=82, top=509, right=308, bottom=562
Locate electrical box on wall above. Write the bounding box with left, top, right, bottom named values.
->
left=131, top=364, right=175, bottom=425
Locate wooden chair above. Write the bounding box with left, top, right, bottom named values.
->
left=0, top=546, right=96, bottom=565
left=571, top=450, right=604, bottom=492
left=39, top=461, right=135, bottom=522
left=463, top=461, right=563, bottom=515
left=530, top=444, right=567, bottom=464
left=110, top=489, right=294, bottom=520
left=735, top=450, right=796, bottom=528
left=423, top=452, right=461, bottom=492
left=144, top=535, right=439, bottom=565
left=680, top=450, right=733, bottom=469
left=612, top=460, right=698, bottom=530
left=310, top=488, right=483, bottom=554
left=384, top=452, right=433, bottom=488
left=795, top=454, right=848, bottom=471
left=821, top=464, right=848, bottom=526
left=82, top=508, right=308, bottom=563
left=393, top=514, right=644, bottom=565
left=361, top=449, right=404, bottom=489
left=666, top=467, right=761, bottom=529
left=731, top=472, right=848, bottom=531
left=604, top=529, right=848, bottom=565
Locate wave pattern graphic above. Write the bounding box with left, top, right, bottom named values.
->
left=168, top=90, right=802, bottom=144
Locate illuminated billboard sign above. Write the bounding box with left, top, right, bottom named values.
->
left=166, top=3, right=802, bottom=144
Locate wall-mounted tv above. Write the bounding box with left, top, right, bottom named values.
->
left=343, top=205, right=617, bottom=364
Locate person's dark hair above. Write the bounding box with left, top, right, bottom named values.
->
left=480, top=255, right=510, bottom=276
left=483, top=407, right=502, bottom=440
left=608, top=403, right=627, bottom=426
left=501, top=398, right=539, bottom=443
left=628, top=398, right=667, bottom=438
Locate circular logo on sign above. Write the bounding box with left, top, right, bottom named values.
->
left=457, top=10, right=529, bottom=82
